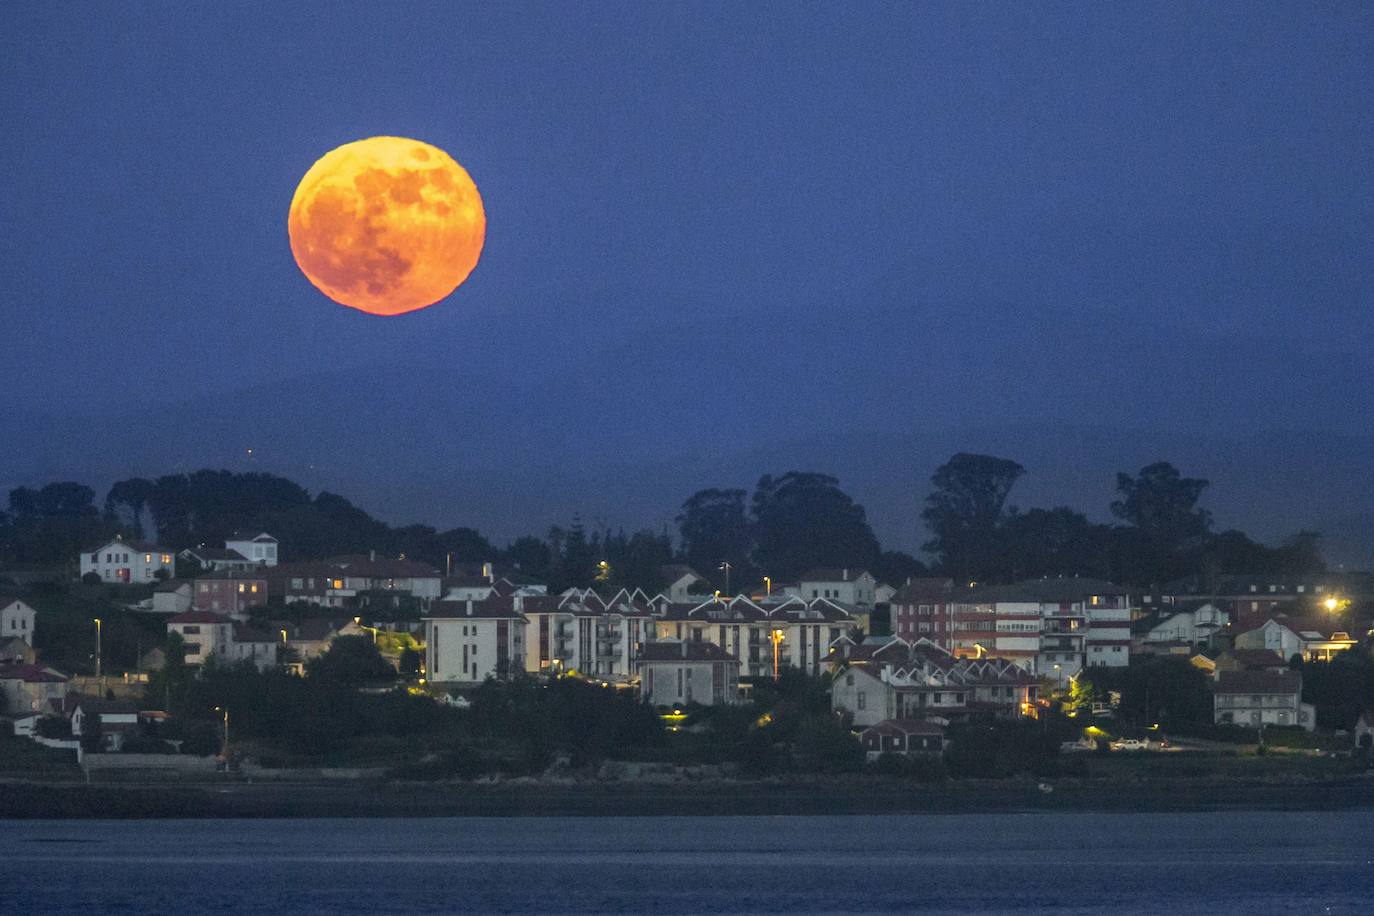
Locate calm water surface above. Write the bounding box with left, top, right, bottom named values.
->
left=3, top=812, right=1372, bottom=914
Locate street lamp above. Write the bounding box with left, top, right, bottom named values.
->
left=1053, top=663, right=1063, bottom=689
left=770, top=627, right=786, bottom=680
left=763, top=576, right=772, bottom=598
left=93, top=617, right=103, bottom=682
left=280, top=628, right=288, bottom=644
left=213, top=705, right=230, bottom=760
left=1324, top=597, right=1339, bottom=613
left=718, top=561, right=732, bottom=597
left=353, top=616, right=379, bottom=643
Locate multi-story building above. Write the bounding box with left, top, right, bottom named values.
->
left=792, top=568, right=880, bottom=606
left=1233, top=618, right=1358, bottom=664
left=192, top=570, right=269, bottom=619
left=225, top=532, right=279, bottom=567
left=167, top=610, right=235, bottom=665
left=518, top=589, right=655, bottom=680
left=0, top=596, right=37, bottom=643
left=894, top=578, right=1136, bottom=681
left=1213, top=670, right=1314, bottom=731
left=830, top=636, right=1039, bottom=727
left=424, top=598, right=527, bottom=684
left=0, top=663, right=68, bottom=715
left=80, top=538, right=175, bottom=583
left=652, top=594, right=857, bottom=678
left=637, top=640, right=740, bottom=706
left=265, top=555, right=444, bottom=609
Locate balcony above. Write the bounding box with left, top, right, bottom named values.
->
left=596, top=626, right=622, bottom=641
left=1040, top=637, right=1083, bottom=651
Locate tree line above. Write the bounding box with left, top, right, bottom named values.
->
left=0, top=455, right=1325, bottom=593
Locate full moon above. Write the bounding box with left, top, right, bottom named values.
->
left=288, top=136, right=485, bottom=316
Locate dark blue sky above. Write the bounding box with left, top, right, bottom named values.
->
left=3, top=4, right=1372, bottom=563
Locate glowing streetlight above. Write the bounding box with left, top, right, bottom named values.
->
left=1324, top=597, right=1339, bottom=612
left=763, top=576, right=772, bottom=598
left=353, top=616, right=379, bottom=643
left=770, top=627, right=786, bottom=680
left=718, top=561, right=732, bottom=596
left=93, top=617, right=103, bottom=681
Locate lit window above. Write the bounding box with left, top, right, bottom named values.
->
left=145, top=554, right=152, bottom=563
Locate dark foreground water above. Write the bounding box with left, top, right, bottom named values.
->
left=3, top=812, right=1372, bottom=913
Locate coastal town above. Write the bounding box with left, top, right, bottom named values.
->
left=4, top=508, right=1373, bottom=788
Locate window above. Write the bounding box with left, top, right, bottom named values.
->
left=145, top=554, right=152, bottom=563
left=182, top=625, right=201, bottom=635
left=857, top=692, right=866, bottom=710
left=238, top=583, right=246, bottom=593
left=845, top=674, right=854, bottom=686
left=919, top=604, right=931, bottom=615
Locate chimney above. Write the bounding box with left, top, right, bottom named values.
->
left=514, top=595, right=523, bottom=613
left=843, top=568, right=849, bottom=580
left=483, top=561, right=494, bottom=583
left=369, top=549, right=376, bottom=562
left=465, top=600, right=473, bottom=617
left=681, top=641, right=687, bottom=658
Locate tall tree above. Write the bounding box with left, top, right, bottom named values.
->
left=1111, top=461, right=1212, bottom=545
left=751, top=472, right=879, bottom=582
left=105, top=477, right=156, bottom=538
left=677, top=488, right=752, bottom=581
left=1001, top=507, right=1110, bottom=580
left=921, top=453, right=1025, bottom=582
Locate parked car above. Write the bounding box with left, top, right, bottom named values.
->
left=1110, top=738, right=1149, bottom=751
left=1060, top=738, right=1096, bottom=753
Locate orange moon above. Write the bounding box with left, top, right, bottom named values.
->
left=287, top=136, right=485, bottom=316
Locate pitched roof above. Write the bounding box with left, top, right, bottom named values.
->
left=0, top=663, right=68, bottom=683
left=891, top=578, right=958, bottom=604
left=971, top=577, right=1130, bottom=603
left=425, top=598, right=525, bottom=620
left=180, top=547, right=251, bottom=562
left=153, top=578, right=192, bottom=593
left=168, top=610, right=235, bottom=625
left=228, top=532, right=278, bottom=542
left=638, top=640, right=736, bottom=663
left=799, top=568, right=872, bottom=583
left=325, top=555, right=442, bottom=578
left=861, top=718, right=945, bottom=737
left=1221, top=649, right=1287, bottom=669
left=659, top=564, right=707, bottom=584
left=1214, top=670, right=1302, bottom=695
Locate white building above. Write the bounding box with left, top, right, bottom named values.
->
left=1213, top=670, right=1314, bottom=731
left=80, top=538, right=175, bottom=583
left=830, top=637, right=1038, bottom=727
left=653, top=595, right=857, bottom=679
left=424, top=599, right=527, bottom=685
left=0, top=596, right=37, bottom=643
left=1138, top=603, right=1229, bottom=647
left=225, top=532, right=279, bottom=567
left=151, top=580, right=194, bottom=615
left=636, top=640, right=740, bottom=706
left=1233, top=618, right=1358, bottom=663
left=658, top=565, right=713, bottom=603
left=793, top=568, right=879, bottom=606
left=0, top=663, right=68, bottom=716
left=167, top=611, right=235, bottom=665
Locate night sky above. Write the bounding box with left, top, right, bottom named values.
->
left=3, top=4, right=1372, bottom=564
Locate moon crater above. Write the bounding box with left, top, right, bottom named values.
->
left=288, top=137, right=485, bottom=316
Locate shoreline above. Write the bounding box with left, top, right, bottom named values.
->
left=6, top=773, right=1374, bottom=819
